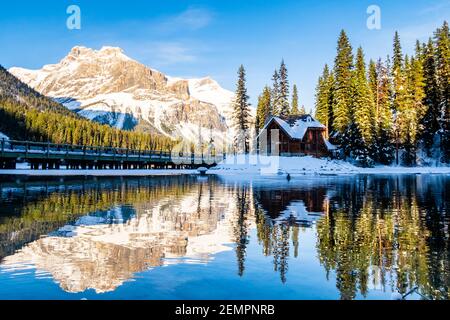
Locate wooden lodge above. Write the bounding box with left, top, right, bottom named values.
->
left=257, top=115, right=336, bottom=158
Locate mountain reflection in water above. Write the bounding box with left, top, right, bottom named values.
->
left=0, top=175, right=448, bottom=300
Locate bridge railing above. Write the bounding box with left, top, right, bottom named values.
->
left=1, top=139, right=225, bottom=164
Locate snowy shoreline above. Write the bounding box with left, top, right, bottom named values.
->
left=1, top=155, right=449, bottom=177
left=209, top=155, right=450, bottom=176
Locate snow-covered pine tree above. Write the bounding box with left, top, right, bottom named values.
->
left=409, top=55, right=426, bottom=141
left=332, top=30, right=354, bottom=143
left=352, top=47, right=375, bottom=145
left=342, top=118, right=373, bottom=167
left=402, top=127, right=417, bottom=166
left=271, top=70, right=281, bottom=116
left=278, top=60, right=290, bottom=117
left=434, top=21, right=450, bottom=163
left=340, top=48, right=375, bottom=166
left=371, top=58, right=395, bottom=164
left=369, top=59, right=382, bottom=156
left=315, top=64, right=334, bottom=137
left=418, top=40, right=439, bottom=157
left=233, top=65, right=251, bottom=154
left=399, top=54, right=425, bottom=165
left=391, top=33, right=412, bottom=164
left=291, top=84, right=300, bottom=115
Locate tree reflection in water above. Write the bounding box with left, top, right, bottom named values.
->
left=252, top=175, right=449, bottom=300
left=253, top=186, right=327, bottom=284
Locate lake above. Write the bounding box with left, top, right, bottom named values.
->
left=0, top=174, right=448, bottom=300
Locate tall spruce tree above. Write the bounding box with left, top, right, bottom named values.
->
left=315, top=64, right=334, bottom=136
left=256, top=86, right=272, bottom=130
left=393, top=31, right=404, bottom=71
left=435, top=21, right=450, bottom=163
left=232, top=65, right=251, bottom=154
left=368, top=60, right=378, bottom=108
left=391, top=32, right=411, bottom=164
left=278, top=60, right=290, bottom=117
left=271, top=70, right=281, bottom=116
left=371, top=58, right=395, bottom=164
left=352, top=47, right=375, bottom=145
left=332, top=30, right=354, bottom=141
left=291, top=84, right=300, bottom=115
left=421, top=38, right=440, bottom=157
left=402, top=55, right=425, bottom=165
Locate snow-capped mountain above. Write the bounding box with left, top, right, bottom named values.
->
left=9, top=46, right=236, bottom=142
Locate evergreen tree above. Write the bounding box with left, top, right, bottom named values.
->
left=371, top=58, right=395, bottom=164
left=278, top=60, right=290, bottom=117
left=421, top=39, right=440, bottom=156
left=391, top=33, right=411, bottom=164
left=299, top=105, right=306, bottom=115
left=408, top=55, right=426, bottom=140
left=393, top=31, right=404, bottom=71
left=291, top=84, right=300, bottom=115
left=315, top=64, right=334, bottom=136
left=352, top=47, right=375, bottom=145
left=342, top=119, right=373, bottom=167
left=434, top=21, right=450, bottom=163
left=402, top=128, right=417, bottom=166
left=368, top=60, right=378, bottom=107
left=256, top=86, right=271, bottom=130
left=332, top=30, right=354, bottom=141
left=271, top=70, right=281, bottom=116
left=232, top=65, right=251, bottom=154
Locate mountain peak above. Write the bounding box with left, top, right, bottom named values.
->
left=66, top=46, right=130, bottom=62
left=99, top=46, right=125, bottom=54
left=68, top=46, right=94, bottom=57
left=8, top=45, right=237, bottom=140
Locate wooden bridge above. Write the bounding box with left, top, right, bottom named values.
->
left=0, top=139, right=225, bottom=170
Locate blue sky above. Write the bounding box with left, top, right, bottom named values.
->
left=0, top=0, right=449, bottom=109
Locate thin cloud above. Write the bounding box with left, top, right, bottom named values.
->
left=124, top=41, right=198, bottom=67
left=154, top=42, right=197, bottom=65
left=397, top=21, right=443, bottom=45
left=161, top=7, right=213, bottom=32
left=418, top=1, right=450, bottom=15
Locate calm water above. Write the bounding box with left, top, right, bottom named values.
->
left=0, top=174, right=448, bottom=300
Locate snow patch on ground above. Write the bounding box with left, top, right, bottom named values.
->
left=210, top=155, right=450, bottom=176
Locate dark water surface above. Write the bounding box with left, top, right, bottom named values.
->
left=0, top=174, right=448, bottom=300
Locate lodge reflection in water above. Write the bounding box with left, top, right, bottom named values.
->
left=0, top=175, right=448, bottom=299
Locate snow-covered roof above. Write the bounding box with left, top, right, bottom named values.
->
left=274, top=201, right=323, bottom=226
left=325, top=139, right=337, bottom=151
left=0, top=132, right=9, bottom=141
left=258, top=115, right=326, bottom=140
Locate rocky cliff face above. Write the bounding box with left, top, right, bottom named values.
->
left=9, top=46, right=236, bottom=141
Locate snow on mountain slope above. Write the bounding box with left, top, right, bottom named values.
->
left=188, top=77, right=235, bottom=118
left=9, top=46, right=237, bottom=142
